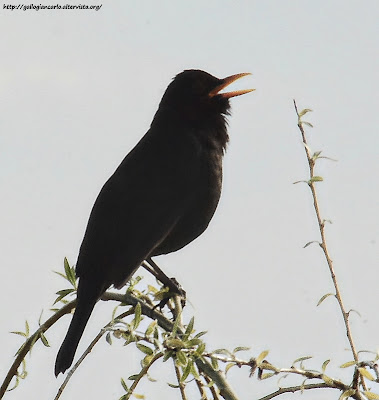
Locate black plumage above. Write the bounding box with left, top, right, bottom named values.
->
left=55, top=69, right=253, bottom=376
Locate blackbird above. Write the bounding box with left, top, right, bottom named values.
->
left=55, top=69, right=253, bottom=376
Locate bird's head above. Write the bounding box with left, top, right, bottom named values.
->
left=158, top=70, right=254, bottom=119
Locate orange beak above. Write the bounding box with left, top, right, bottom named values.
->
left=209, top=72, right=255, bottom=99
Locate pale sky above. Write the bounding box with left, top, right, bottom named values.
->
left=1, top=1, right=378, bottom=399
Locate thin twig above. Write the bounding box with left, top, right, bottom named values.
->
left=203, top=373, right=221, bottom=400
left=257, top=382, right=363, bottom=400
left=174, top=361, right=188, bottom=400
left=195, top=377, right=209, bottom=400
left=170, top=294, right=239, bottom=400
left=54, top=308, right=135, bottom=400
left=293, top=100, right=367, bottom=391
left=103, top=291, right=240, bottom=400
left=0, top=300, right=77, bottom=399
left=124, top=353, right=164, bottom=399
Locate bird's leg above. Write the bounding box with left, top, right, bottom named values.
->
left=143, top=258, right=186, bottom=308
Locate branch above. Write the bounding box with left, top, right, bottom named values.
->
left=174, top=361, right=188, bottom=400
left=104, top=291, right=240, bottom=400
left=54, top=308, right=135, bottom=400
left=257, top=383, right=362, bottom=400
left=123, top=353, right=163, bottom=399
left=169, top=294, right=240, bottom=400
left=293, top=100, right=367, bottom=391
left=0, top=300, right=76, bottom=398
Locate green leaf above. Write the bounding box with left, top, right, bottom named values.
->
left=299, top=378, right=307, bottom=393
left=260, top=362, right=278, bottom=372
left=183, top=317, right=194, bottom=340
left=146, top=373, right=157, bottom=382
left=120, top=378, right=129, bottom=392
left=304, top=241, right=319, bottom=248
left=358, top=367, right=375, bottom=381
left=166, top=338, right=185, bottom=349
left=213, top=348, right=232, bottom=357
left=260, top=372, right=276, bottom=380
left=319, top=155, right=338, bottom=162
left=309, top=176, right=323, bottom=183
left=106, top=332, right=112, bottom=345
left=175, top=350, right=187, bottom=367
left=321, top=359, right=330, bottom=372
left=186, top=338, right=202, bottom=347
left=349, top=309, right=361, bottom=318
left=299, top=108, right=313, bottom=117
left=128, top=374, right=139, bottom=381
left=136, top=343, right=153, bottom=355
left=211, top=356, right=219, bottom=371
left=64, top=258, right=76, bottom=287
left=225, top=363, right=235, bottom=374
left=233, top=346, right=250, bottom=353
left=38, top=310, right=44, bottom=326
left=194, top=331, right=207, bottom=338
left=181, top=360, right=192, bottom=382
left=153, top=326, right=159, bottom=340
left=190, top=362, right=200, bottom=379
left=11, top=331, right=27, bottom=338
left=40, top=332, right=50, bottom=347
left=142, top=354, right=153, bottom=367
left=340, top=361, right=356, bottom=368
left=132, top=303, right=142, bottom=329
left=302, top=121, right=314, bottom=128
left=64, top=257, right=71, bottom=277
left=25, top=320, right=30, bottom=336
left=145, top=320, right=157, bottom=337
left=167, top=383, right=180, bottom=389
left=317, top=293, right=335, bottom=306
left=163, top=350, right=174, bottom=362
left=256, top=350, right=269, bottom=364
left=54, top=271, right=67, bottom=280
left=153, top=287, right=170, bottom=301
left=54, top=289, right=75, bottom=304
left=195, top=342, right=206, bottom=356
left=363, top=391, right=379, bottom=400
left=292, top=356, right=312, bottom=366
left=147, top=285, right=158, bottom=294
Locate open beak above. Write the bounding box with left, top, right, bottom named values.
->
left=209, top=72, right=255, bottom=99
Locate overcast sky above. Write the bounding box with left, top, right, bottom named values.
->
left=1, top=1, right=378, bottom=399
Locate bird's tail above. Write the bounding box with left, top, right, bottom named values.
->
left=54, top=279, right=103, bottom=376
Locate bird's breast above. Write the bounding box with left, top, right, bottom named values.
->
left=152, top=144, right=223, bottom=256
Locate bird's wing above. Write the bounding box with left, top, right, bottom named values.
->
left=75, top=127, right=201, bottom=289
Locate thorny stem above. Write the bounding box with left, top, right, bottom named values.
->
left=293, top=100, right=367, bottom=391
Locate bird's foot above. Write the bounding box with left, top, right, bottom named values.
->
left=153, top=277, right=186, bottom=311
